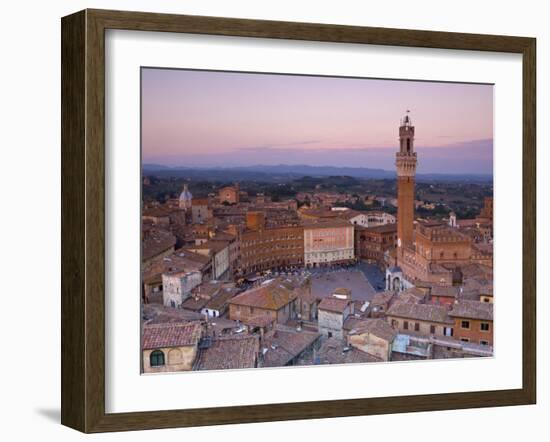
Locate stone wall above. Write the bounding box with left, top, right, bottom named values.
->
left=142, top=345, right=197, bottom=373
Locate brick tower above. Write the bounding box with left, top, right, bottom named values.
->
left=396, top=112, right=417, bottom=250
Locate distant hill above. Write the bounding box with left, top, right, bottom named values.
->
left=142, top=163, right=492, bottom=183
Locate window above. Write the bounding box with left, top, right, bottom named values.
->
left=150, top=350, right=165, bottom=367
left=460, top=338, right=470, bottom=343
left=480, top=322, right=490, bottom=331
left=461, top=320, right=470, bottom=329
left=430, top=325, right=436, bottom=334
left=414, top=323, right=420, bottom=332
left=403, top=321, right=409, bottom=330
left=480, top=340, right=489, bottom=346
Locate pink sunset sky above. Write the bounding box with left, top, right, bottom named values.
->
left=141, top=68, right=493, bottom=174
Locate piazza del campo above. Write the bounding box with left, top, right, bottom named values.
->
left=141, top=114, right=494, bottom=373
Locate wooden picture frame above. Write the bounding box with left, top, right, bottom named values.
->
left=61, top=8, right=536, bottom=433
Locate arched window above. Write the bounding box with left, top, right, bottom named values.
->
left=150, top=350, right=165, bottom=367
left=406, top=138, right=411, bottom=152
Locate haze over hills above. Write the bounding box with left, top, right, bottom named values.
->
left=142, top=163, right=492, bottom=183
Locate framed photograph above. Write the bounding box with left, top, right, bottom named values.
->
left=61, top=9, right=536, bottom=433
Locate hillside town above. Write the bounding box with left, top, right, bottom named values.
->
left=141, top=114, right=494, bottom=373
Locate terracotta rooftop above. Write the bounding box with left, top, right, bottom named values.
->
left=347, top=318, right=398, bottom=342
left=343, top=316, right=368, bottom=331
left=395, top=288, right=426, bottom=304
left=338, top=210, right=365, bottom=220
left=142, top=304, right=202, bottom=324
left=315, top=338, right=382, bottom=365
left=386, top=303, right=454, bottom=324
left=142, top=249, right=208, bottom=283
left=194, top=335, right=259, bottom=370
left=142, top=207, right=174, bottom=218
left=302, top=218, right=353, bottom=229
left=181, top=296, right=210, bottom=312
left=228, top=279, right=298, bottom=310
left=364, top=223, right=397, bottom=234
left=205, top=287, right=240, bottom=312
left=142, top=228, right=176, bottom=262
left=431, top=286, right=461, bottom=298
left=318, top=297, right=351, bottom=314
left=185, top=240, right=229, bottom=254
left=449, top=300, right=493, bottom=321
left=242, top=315, right=276, bottom=328
left=370, top=291, right=395, bottom=306
left=142, top=322, right=202, bottom=350
left=261, top=328, right=321, bottom=367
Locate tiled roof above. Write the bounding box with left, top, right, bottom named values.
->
left=386, top=303, right=454, bottom=324
left=205, top=287, right=240, bottom=311
left=431, top=286, right=461, bottom=298
left=302, top=218, right=353, bottom=229
left=228, top=279, right=297, bottom=310
left=142, top=322, right=202, bottom=350
left=371, top=291, right=395, bottom=306
left=315, top=338, right=382, bottom=365
left=242, top=315, right=276, bottom=328
left=343, top=316, right=367, bottom=331
left=142, top=304, right=202, bottom=324
left=261, top=328, right=321, bottom=367
left=142, top=228, right=176, bottom=261
left=181, top=296, right=210, bottom=312
left=347, top=318, right=398, bottom=342
left=396, top=287, right=426, bottom=304
left=449, top=300, right=493, bottom=321
left=142, top=207, right=174, bottom=218
left=318, top=297, right=351, bottom=314
left=365, top=224, right=397, bottom=234
left=194, top=335, right=259, bottom=370
left=338, top=210, right=365, bottom=220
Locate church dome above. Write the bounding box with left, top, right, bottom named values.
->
left=179, top=184, right=193, bottom=202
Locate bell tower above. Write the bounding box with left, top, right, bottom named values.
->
left=396, top=112, right=417, bottom=249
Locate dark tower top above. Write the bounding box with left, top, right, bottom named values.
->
left=399, top=114, right=415, bottom=155
left=396, top=113, right=417, bottom=177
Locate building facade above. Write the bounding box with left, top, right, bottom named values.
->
left=228, top=279, right=298, bottom=325
left=385, top=303, right=455, bottom=337
left=218, top=183, right=240, bottom=204
left=239, top=213, right=304, bottom=274
left=303, top=219, right=354, bottom=267
left=356, top=223, right=397, bottom=267
left=162, top=270, right=202, bottom=308
left=191, top=198, right=209, bottom=224
left=142, top=322, right=202, bottom=373
left=317, top=294, right=354, bottom=340
left=449, top=300, right=493, bottom=345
